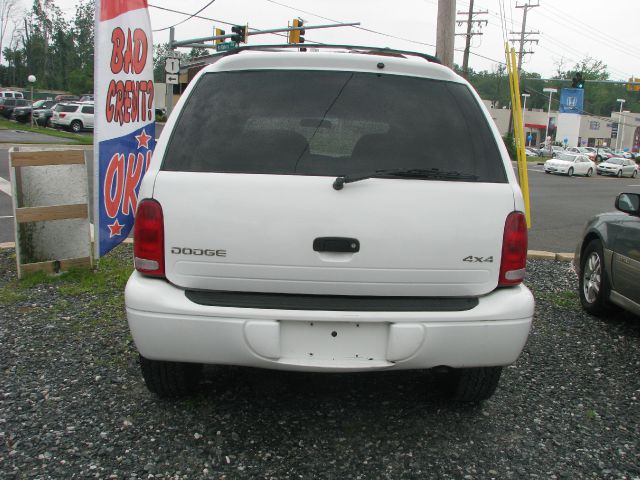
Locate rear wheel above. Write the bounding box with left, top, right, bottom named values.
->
left=586, top=168, right=593, bottom=177
left=567, top=167, right=574, bottom=177
left=632, top=169, right=638, bottom=178
left=443, top=366, right=503, bottom=403
left=70, top=120, right=83, bottom=133
left=139, top=355, right=203, bottom=398
left=578, top=239, right=611, bottom=316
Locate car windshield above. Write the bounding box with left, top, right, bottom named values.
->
left=163, top=70, right=506, bottom=183
left=32, top=100, right=46, bottom=108
left=556, top=153, right=577, bottom=161
left=607, top=158, right=624, bottom=165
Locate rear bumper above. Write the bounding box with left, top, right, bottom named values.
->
left=125, top=272, right=534, bottom=372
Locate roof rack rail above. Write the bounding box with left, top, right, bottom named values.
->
left=183, top=43, right=441, bottom=68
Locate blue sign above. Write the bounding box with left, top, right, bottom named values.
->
left=559, top=88, right=585, bottom=114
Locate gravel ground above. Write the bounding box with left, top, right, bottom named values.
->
left=1, top=246, right=639, bottom=479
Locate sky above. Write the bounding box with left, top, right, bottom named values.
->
left=51, top=0, right=640, bottom=81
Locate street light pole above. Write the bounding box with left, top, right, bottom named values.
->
left=615, top=98, right=625, bottom=152
left=521, top=93, right=530, bottom=145
left=543, top=88, right=557, bottom=155
left=27, top=75, right=36, bottom=127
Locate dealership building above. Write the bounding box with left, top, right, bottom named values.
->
left=485, top=96, right=640, bottom=152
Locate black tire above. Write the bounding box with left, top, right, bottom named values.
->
left=632, top=169, right=638, bottom=178
left=70, top=120, right=83, bottom=133
left=567, top=167, right=574, bottom=177
left=586, top=168, right=593, bottom=177
left=444, top=366, right=503, bottom=403
left=616, top=170, right=622, bottom=178
left=139, top=355, right=202, bottom=398
left=578, top=239, right=611, bottom=316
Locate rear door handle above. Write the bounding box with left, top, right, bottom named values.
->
left=313, top=237, right=360, bottom=253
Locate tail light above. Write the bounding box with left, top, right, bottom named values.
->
left=59, top=113, right=66, bottom=118
left=499, top=212, right=528, bottom=286
left=134, top=199, right=165, bottom=277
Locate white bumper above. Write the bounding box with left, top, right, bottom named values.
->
left=125, top=272, right=534, bottom=372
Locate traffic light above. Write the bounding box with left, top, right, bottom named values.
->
left=231, top=24, right=248, bottom=44
left=572, top=72, right=584, bottom=89
left=288, top=19, right=304, bottom=44
left=214, top=27, right=225, bottom=45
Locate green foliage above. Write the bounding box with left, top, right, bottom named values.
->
left=0, top=0, right=95, bottom=93
left=466, top=57, right=640, bottom=118
left=503, top=132, right=516, bottom=159
left=549, top=290, right=580, bottom=309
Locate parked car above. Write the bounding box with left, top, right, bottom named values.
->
left=544, top=152, right=595, bottom=176
left=540, top=144, right=564, bottom=157
left=0, top=90, right=24, bottom=99
left=577, top=147, right=597, bottom=162
left=79, top=94, right=94, bottom=102
left=596, top=157, right=638, bottom=178
left=575, top=192, right=640, bottom=318
left=51, top=102, right=94, bottom=132
left=32, top=102, right=57, bottom=127
left=125, top=45, right=534, bottom=402
left=13, top=99, right=56, bottom=124
left=54, top=94, right=79, bottom=102
left=0, top=98, right=29, bottom=118
left=525, top=147, right=541, bottom=157
left=595, top=147, right=613, bottom=162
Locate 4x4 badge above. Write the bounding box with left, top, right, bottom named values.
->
left=463, top=256, right=493, bottom=263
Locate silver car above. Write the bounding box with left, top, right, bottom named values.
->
left=596, top=157, right=638, bottom=178
left=575, top=193, right=640, bottom=317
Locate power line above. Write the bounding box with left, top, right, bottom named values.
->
left=263, top=0, right=437, bottom=48
left=509, top=1, right=539, bottom=77
left=148, top=4, right=300, bottom=43
left=152, top=0, right=217, bottom=33
left=456, top=0, right=488, bottom=78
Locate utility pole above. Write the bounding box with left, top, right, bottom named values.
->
left=455, top=0, right=488, bottom=78
left=436, top=0, right=456, bottom=68
left=509, top=1, right=540, bottom=78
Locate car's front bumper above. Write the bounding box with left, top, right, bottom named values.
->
left=125, top=272, right=534, bottom=372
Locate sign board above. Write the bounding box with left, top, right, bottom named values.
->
left=559, top=88, right=584, bottom=114
left=216, top=42, right=237, bottom=52
left=94, top=0, right=155, bottom=258
left=166, top=73, right=178, bottom=85
left=165, top=57, right=180, bottom=74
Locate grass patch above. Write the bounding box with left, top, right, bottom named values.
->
left=1, top=245, right=133, bottom=300
left=0, top=117, right=93, bottom=144
left=548, top=290, right=580, bottom=309
left=0, top=288, right=26, bottom=305
left=57, top=255, right=133, bottom=296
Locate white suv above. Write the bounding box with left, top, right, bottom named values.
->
left=126, top=46, right=534, bottom=402
left=51, top=102, right=94, bottom=132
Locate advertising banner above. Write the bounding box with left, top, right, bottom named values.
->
left=559, top=88, right=584, bottom=114
left=94, top=0, right=155, bottom=258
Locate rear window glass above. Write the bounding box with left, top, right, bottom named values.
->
left=162, top=70, right=506, bottom=182
left=55, top=104, right=78, bottom=113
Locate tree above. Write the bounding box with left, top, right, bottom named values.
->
left=0, top=0, right=17, bottom=64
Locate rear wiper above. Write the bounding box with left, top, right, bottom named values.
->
left=332, top=168, right=479, bottom=190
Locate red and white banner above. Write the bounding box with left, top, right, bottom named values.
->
left=94, top=0, right=155, bottom=258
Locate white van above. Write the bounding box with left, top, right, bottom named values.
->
left=1, top=90, right=24, bottom=99
left=125, top=46, right=534, bottom=402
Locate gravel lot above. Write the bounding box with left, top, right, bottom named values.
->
left=1, top=246, right=639, bottom=479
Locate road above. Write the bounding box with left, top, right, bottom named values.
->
left=1, top=139, right=639, bottom=250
